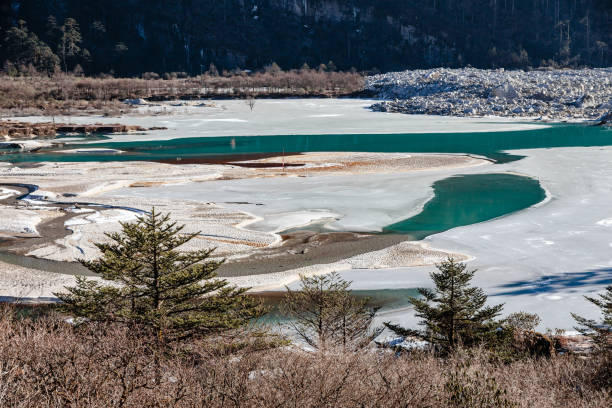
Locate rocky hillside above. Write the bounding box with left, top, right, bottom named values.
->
left=1, top=0, right=611, bottom=75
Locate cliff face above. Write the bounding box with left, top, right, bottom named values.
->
left=2, top=0, right=612, bottom=75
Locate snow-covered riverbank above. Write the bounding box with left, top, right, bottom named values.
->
left=0, top=150, right=484, bottom=300
left=367, top=68, right=612, bottom=120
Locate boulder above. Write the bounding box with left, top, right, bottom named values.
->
left=573, top=93, right=597, bottom=108
left=491, top=83, right=519, bottom=100
left=597, top=110, right=612, bottom=126
left=122, top=98, right=148, bottom=106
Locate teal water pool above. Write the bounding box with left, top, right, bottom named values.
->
left=1, top=124, right=611, bottom=163
left=0, top=172, right=546, bottom=276
left=383, top=173, right=546, bottom=236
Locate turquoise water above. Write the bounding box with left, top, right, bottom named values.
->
left=1, top=124, right=611, bottom=163
left=0, top=172, right=544, bottom=276
left=384, top=173, right=546, bottom=236
left=254, top=288, right=420, bottom=324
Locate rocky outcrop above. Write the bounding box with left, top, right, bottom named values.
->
left=367, top=68, right=612, bottom=120
left=0, top=121, right=166, bottom=140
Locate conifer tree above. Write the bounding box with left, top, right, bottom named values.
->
left=282, top=273, right=381, bottom=350
left=55, top=209, right=265, bottom=342
left=207, top=63, right=219, bottom=76
left=3, top=20, right=59, bottom=74
left=385, top=258, right=503, bottom=352
left=572, top=285, right=612, bottom=353
left=58, top=18, right=82, bottom=73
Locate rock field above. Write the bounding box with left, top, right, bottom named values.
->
left=366, top=68, right=612, bottom=122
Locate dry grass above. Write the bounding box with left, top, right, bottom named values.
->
left=0, top=70, right=365, bottom=116
left=0, top=305, right=609, bottom=407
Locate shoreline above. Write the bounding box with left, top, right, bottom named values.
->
left=4, top=67, right=611, bottom=125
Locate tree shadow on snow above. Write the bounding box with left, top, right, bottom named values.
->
left=492, top=268, right=612, bottom=297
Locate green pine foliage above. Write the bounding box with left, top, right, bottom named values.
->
left=2, top=20, right=59, bottom=74
left=282, top=273, right=381, bottom=351
left=55, top=209, right=266, bottom=342
left=572, top=285, right=612, bottom=353
left=385, top=258, right=504, bottom=352
left=4, top=0, right=612, bottom=76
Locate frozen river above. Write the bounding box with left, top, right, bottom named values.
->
left=3, top=99, right=612, bottom=329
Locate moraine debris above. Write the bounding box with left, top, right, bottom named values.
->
left=367, top=67, right=612, bottom=121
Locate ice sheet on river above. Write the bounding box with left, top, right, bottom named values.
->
left=111, top=171, right=444, bottom=234
left=12, top=99, right=548, bottom=143
left=107, top=143, right=612, bottom=329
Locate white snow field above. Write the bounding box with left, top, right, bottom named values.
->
left=12, top=98, right=548, bottom=143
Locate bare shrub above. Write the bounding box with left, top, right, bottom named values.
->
left=0, top=68, right=365, bottom=116
left=0, top=304, right=608, bottom=407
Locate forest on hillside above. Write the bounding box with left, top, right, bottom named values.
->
left=0, top=0, right=611, bottom=76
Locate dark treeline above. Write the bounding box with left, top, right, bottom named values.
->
left=0, top=0, right=611, bottom=76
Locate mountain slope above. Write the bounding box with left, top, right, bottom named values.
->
left=1, top=0, right=611, bottom=75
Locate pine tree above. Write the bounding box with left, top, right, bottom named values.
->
left=385, top=258, right=503, bottom=352
left=58, top=18, right=82, bottom=73
left=207, top=63, right=219, bottom=76
left=282, top=273, right=381, bottom=351
left=45, top=15, right=61, bottom=48
left=55, top=209, right=265, bottom=342
left=572, top=285, right=612, bottom=353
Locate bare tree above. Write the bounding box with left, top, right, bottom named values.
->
left=281, top=273, right=381, bottom=351
left=245, top=95, right=256, bottom=112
